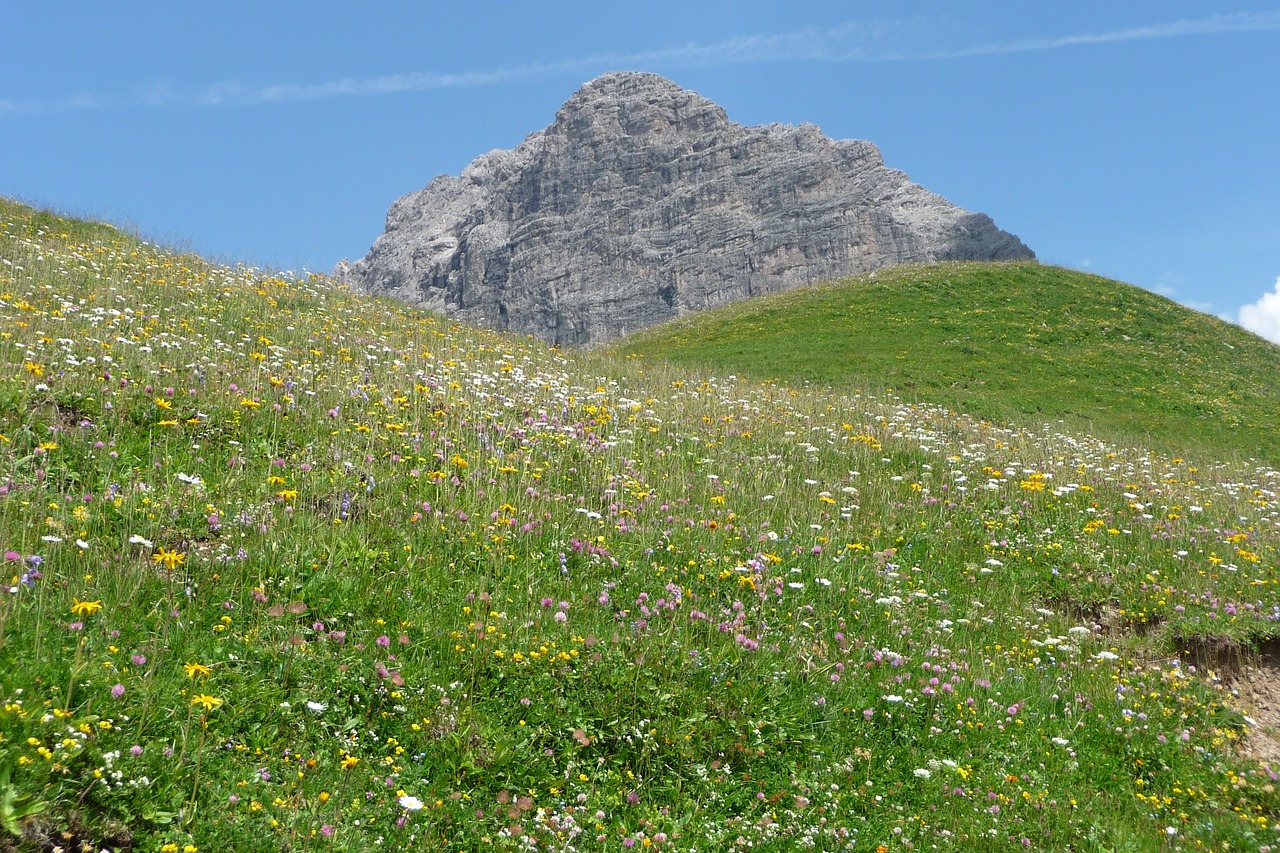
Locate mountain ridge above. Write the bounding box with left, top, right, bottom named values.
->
left=338, top=71, right=1033, bottom=344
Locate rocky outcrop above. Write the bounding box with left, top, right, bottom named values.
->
left=337, top=71, right=1034, bottom=345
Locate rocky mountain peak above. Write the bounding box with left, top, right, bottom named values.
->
left=338, top=72, right=1034, bottom=345
left=551, top=71, right=731, bottom=141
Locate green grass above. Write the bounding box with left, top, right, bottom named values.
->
left=2, top=201, right=1280, bottom=851
left=611, top=262, right=1280, bottom=464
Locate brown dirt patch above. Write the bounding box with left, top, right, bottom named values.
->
left=1179, top=636, right=1280, bottom=764
left=1231, top=641, right=1280, bottom=764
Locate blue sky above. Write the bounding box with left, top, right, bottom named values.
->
left=3, top=2, right=1279, bottom=341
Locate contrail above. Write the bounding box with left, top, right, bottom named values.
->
left=3, top=10, right=1277, bottom=113
left=893, top=11, right=1280, bottom=60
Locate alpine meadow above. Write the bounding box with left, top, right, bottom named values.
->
left=4, top=196, right=1280, bottom=852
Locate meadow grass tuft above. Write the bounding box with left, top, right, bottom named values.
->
left=2, top=200, right=1279, bottom=850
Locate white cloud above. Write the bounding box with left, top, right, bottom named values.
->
left=1238, top=277, right=1280, bottom=345
left=2, top=11, right=1280, bottom=112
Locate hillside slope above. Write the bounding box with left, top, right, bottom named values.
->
left=613, top=261, right=1280, bottom=463
left=3, top=200, right=1280, bottom=851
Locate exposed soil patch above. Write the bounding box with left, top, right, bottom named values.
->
left=1176, top=634, right=1256, bottom=679
left=27, top=398, right=96, bottom=431
left=1, top=814, right=134, bottom=853
left=1053, top=597, right=1127, bottom=637
left=1232, top=641, right=1280, bottom=765
left=1178, top=636, right=1280, bottom=764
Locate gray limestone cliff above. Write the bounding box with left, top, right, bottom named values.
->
left=336, top=72, right=1034, bottom=345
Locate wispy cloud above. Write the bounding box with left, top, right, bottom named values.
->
left=3, top=11, right=1278, bottom=113
left=885, top=11, right=1280, bottom=60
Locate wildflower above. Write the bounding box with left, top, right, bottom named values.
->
left=190, top=694, right=223, bottom=712
left=70, top=598, right=103, bottom=618
left=184, top=661, right=212, bottom=679
left=111, top=684, right=125, bottom=699
left=306, top=701, right=328, bottom=713
left=153, top=547, right=185, bottom=570
left=399, top=794, right=424, bottom=811
left=341, top=755, right=360, bottom=770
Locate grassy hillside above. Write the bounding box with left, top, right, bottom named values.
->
left=2, top=201, right=1280, bottom=851
left=612, top=262, right=1280, bottom=464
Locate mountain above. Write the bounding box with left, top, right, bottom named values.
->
left=337, top=71, right=1033, bottom=345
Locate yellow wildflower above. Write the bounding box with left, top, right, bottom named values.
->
left=184, top=662, right=212, bottom=680
left=190, top=694, right=223, bottom=712
left=153, top=547, right=185, bottom=570
left=70, top=598, right=103, bottom=618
